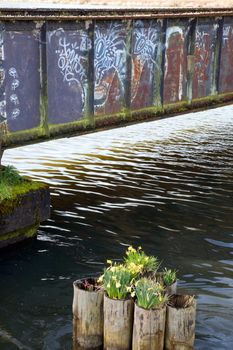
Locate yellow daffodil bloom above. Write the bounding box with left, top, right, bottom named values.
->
left=97, top=275, right=103, bottom=283
left=116, top=281, right=121, bottom=288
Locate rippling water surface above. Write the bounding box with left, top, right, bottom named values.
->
left=1, top=105, right=233, bottom=349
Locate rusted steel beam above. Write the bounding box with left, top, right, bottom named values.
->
left=1, top=7, right=233, bottom=21
left=1, top=5, right=233, bottom=150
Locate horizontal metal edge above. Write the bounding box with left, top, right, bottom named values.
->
left=0, top=7, right=233, bottom=20
left=1, top=4, right=233, bottom=11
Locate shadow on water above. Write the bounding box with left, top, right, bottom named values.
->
left=0, top=105, right=233, bottom=349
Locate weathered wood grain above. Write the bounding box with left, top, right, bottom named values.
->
left=132, top=303, right=166, bottom=350
left=104, top=295, right=134, bottom=350
left=73, top=280, right=104, bottom=349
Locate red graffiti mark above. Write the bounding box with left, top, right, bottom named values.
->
left=164, top=31, right=186, bottom=103
left=219, top=25, right=233, bottom=93
left=95, top=68, right=123, bottom=115
left=105, top=71, right=123, bottom=115
left=131, top=57, right=152, bottom=109
left=131, top=58, right=143, bottom=99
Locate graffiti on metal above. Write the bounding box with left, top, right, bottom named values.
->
left=164, top=21, right=189, bottom=103
left=131, top=20, right=162, bottom=109
left=192, top=20, right=218, bottom=98
left=94, top=21, right=128, bottom=115
left=56, top=36, right=90, bottom=86
left=47, top=23, right=90, bottom=124
left=3, top=25, right=41, bottom=132
left=0, top=30, right=6, bottom=127
left=8, top=67, right=20, bottom=121
left=219, top=18, right=233, bottom=93
left=0, top=14, right=233, bottom=146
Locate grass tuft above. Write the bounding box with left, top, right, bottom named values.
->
left=0, top=165, right=47, bottom=205
left=0, top=166, right=25, bottom=201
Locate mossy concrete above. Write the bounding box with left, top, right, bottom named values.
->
left=0, top=179, right=50, bottom=249
left=0, top=224, right=39, bottom=249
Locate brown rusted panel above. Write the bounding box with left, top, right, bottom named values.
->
left=163, top=19, right=189, bottom=104
left=131, top=20, right=162, bottom=110
left=219, top=17, right=233, bottom=93
left=192, top=19, right=218, bottom=99
left=94, top=21, right=128, bottom=116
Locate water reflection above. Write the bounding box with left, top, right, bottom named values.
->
left=1, top=105, right=233, bottom=349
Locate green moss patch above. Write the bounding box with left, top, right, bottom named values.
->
left=0, top=166, right=48, bottom=215
left=0, top=224, right=39, bottom=248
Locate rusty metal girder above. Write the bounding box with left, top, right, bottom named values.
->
left=0, top=6, right=233, bottom=21
left=1, top=6, right=233, bottom=149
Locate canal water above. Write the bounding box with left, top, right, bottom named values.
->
left=0, top=105, right=233, bottom=350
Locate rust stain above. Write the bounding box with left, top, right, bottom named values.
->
left=164, top=27, right=187, bottom=103
left=192, top=23, right=216, bottom=99
left=131, top=58, right=151, bottom=109
left=219, top=23, right=233, bottom=93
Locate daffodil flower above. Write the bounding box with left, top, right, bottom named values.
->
left=116, top=282, right=121, bottom=288
left=97, top=275, right=103, bottom=283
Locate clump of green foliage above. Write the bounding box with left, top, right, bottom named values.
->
left=95, top=246, right=179, bottom=310
left=134, top=278, right=167, bottom=309
left=0, top=166, right=24, bottom=201
left=0, top=165, right=23, bottom=185
left=0, top=166, right=47, bottom=207
left=124, top=246, right=160, bottom=275
left=163, top=268, right=177, bottom=286
left=101, top=262, right=134, bottom=300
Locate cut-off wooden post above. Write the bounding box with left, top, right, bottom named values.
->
left=165, top=280, right=177, bottom=295
left=73, top=279, right=104, bottom=349
left=104, top=294, right=134, bottom=350
left=132, top=303, right=166, bottom=350
left=154, top=272, right=177, bottom=295
left=165, top=294, right=196, bottom=350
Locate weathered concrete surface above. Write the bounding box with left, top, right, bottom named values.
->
left=0, top=185, right=50, bottom=248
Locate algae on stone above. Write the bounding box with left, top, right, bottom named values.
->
left=0, top=165, right=48, bottom=216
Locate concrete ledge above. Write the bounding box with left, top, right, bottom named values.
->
left=0, top=183, right=50, bottom=248
left=0, top=224, right=39, bottom=249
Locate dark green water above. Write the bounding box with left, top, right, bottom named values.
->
left=1, top=105, right=233, bottom=350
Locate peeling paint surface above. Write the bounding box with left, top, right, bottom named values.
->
left=0, top=15, right=233, bottom=147
left=94, top=21, right=128, bottom=116
left=131, top=20, right=162, bottom=110
left=192, top=20, right=217, bottom=99
left=219, top=18, right=233, bottom=94
left=164, top=22, right=188, bottom=103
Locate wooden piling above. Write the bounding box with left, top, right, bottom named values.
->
left=165, top=281, right=177, bottom=295
left=154, top=272, right=177, bottom=295
left=104, top=294, right=134, bottom=350
left=73, top=279, right=104, bottom=349
left=165, top=294, right=196, bottom=350
left=132, top=303, right=166, bottom=350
